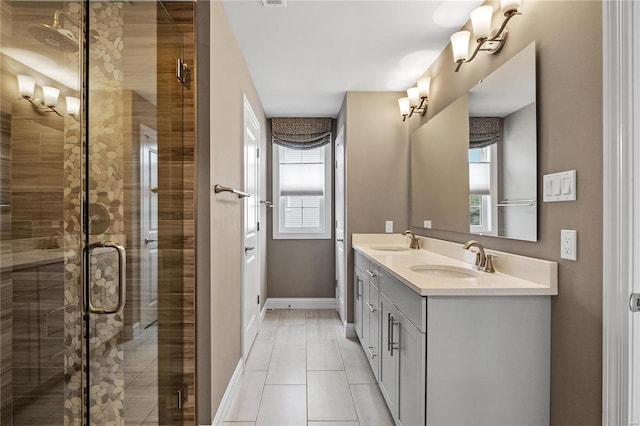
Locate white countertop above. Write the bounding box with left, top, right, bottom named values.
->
left=353, top=234, right=558, bottom=297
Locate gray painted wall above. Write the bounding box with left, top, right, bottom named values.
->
left=408, top=1, right=602, bottom=424
left=342, top=92, right=410, bottom=323
left=266, top=120, right=336, bottom=299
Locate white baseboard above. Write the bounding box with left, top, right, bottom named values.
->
left=344, top=322, right=356, bottom=338
left=211, top=359, right=243, bottom=426
left=259, top=302, right=267, bottom=327
left=265, top=297, right=336, bottom=309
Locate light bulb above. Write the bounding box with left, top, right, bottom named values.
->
left=417, top=76, right=430, bottom=99
left=42, top=86, right=60, bottom=107
left=471, top=5, right=493, bottom=41
left=66, top=96, right=80, bottom=116
left=450, top=31, right=471, bottom=63
left=398, top=97, right=411, bottom=116
left=17, top=75, right=35, bottom=98
left=407, top=88, right=420, bottom=107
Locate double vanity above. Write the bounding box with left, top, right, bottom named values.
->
left=352, top=233, right=557, bottom=426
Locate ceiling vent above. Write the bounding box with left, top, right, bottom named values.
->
left=262, top=0, right=287, bottom=7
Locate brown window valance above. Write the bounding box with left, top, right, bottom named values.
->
left=272, top=117, right=332, bottom=150
left=469, top=117, right=502, bottom=149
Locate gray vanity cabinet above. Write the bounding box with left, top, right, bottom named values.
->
left=354, top=250, right=551, bottom=426
left=379, top=270, right=426, bottom=426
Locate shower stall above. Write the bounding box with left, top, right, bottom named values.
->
left=0, top=1, right=196, bottom=424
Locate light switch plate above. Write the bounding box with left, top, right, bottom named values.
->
left=544, top=170, right=576, bottom=202
left=423, top=220, right=432, bottom=229
left=385, top=220, right=393, bottom=233
left=560, top=229, right=577, bottom=261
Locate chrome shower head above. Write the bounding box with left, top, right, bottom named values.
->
left=28, top=23, right=79, bottom=53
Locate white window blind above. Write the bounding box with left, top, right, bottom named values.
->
left=273, top=144, right=331, bottom=239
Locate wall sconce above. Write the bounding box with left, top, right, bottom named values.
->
left=398, top=76, right=430, bottom=121
left=451, top=0, right=522, bottom=72
left=17, top=74, right=63, bottom=117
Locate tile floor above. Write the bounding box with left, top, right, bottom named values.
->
left=123, top=324, right=159, bottom=425
left=224, top=309, right=394, bottom=426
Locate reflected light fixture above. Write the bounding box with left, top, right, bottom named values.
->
left=17, top=74, right=64, bottom=117
left=399, top=76, right=430, bottom=121
left=65, top=96, right=80, bottom=117
left=451, top=0, right=522, bottom=72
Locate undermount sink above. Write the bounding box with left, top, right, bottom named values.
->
left=370, top=245, right=410, bottom=252
left=409, top=264, right=478, bottom=279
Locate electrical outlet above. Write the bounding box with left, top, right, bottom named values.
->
left=560, top=229, right=577, bottom=261
left=385, top=220, right=393, bottom=233
left=423, top=220, right=432, bottom=229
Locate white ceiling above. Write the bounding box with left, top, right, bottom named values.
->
left=222, top=0, right=484, bottom=118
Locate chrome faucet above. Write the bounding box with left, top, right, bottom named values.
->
left=463, top=240, right=489, bottom=271
left=402, top=230, right=420, bottom=249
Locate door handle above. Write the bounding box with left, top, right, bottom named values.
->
left=390, top=316, right=399, bottom=357
left=337, top=238, right=344, bottom=242
left=387, top=312, right=392, bottom=352
left=366, top=269, right=377, bottom=278
left=245, top=246, right=255, bottom=253
left=367, top=302, right=377, bottom=313
left=144, top=238, right=158, bottom=245
left=86, top=241, right=126, bottom=315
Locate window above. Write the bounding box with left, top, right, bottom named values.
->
left=469, top=146, right=492, bottom=233
left=273, top=143, right=332, bottom=239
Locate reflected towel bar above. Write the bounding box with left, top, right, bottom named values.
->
left=260, top=200, right=274, bottom=208
left=497, top=199, right=536, bottom=207
left=214, top=184, right=249, bottom=199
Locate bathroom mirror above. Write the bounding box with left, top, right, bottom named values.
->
left=411, top=42, right=537, bottom=241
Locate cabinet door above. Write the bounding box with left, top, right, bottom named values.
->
left=362, top=277, right=370, bottom=349
left=379, top=294, right=397, bottom=417
left=396, top=311, right=426, bottom=426
left=354, top=268, right=364, bottom=340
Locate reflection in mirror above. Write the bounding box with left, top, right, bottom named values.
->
left=468, top=42, right=536, bottom=241
left=411, top=42, right=537, bottom=242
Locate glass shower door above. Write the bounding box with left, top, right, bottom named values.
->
left=0, top=1, right=84, bottom=424
left=83, top=1, right=186, bottom=424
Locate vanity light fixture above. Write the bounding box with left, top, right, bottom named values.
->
left=451, top=0, right=522, bottom=72
left=17, top=74, right=64, bottom=117
left=399, top=76, right=430, bottom=121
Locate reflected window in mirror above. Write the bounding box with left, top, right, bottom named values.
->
left=469, top=145, right=496, bottom=234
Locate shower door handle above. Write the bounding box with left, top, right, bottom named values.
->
left=86, top=241, right=126, bottom=315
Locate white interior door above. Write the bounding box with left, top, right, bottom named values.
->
left=603, top=1, right=640, bottom=424
left=335, top=128, right=346, bottom=322
left=140, top=124, right=158, bottom=328
left=243, top=96, right=260, bottom=360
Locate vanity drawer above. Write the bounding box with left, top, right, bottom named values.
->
left=365, top=263, right=379, bottom=286
left=380, top=269, right=426, bottom=333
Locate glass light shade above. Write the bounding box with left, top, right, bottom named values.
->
left=501, top=0, right=521, bottom=14
left=65, top=96, right=80, bottom=116
left=398, top=97, right=411, bottom=116
left=451, top=31, right=471, bottom=63
left=417, top=76, right=431, bottom=99
left=407, top=87, right=421, bottom=107
left=471, top=5, right=493, bottom=40
left=17, top=75, right=35, bottom=98
left=42, top=86, right=60, bottom=107
left=469, top=162, right=491, bottom=195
